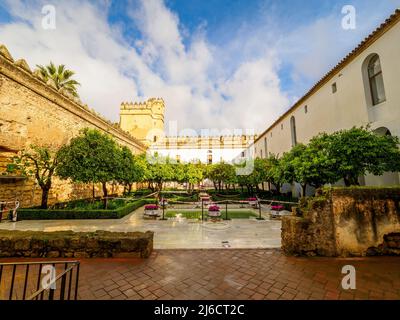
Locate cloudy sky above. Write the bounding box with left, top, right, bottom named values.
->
left=0, top=0, right=399, bottom=135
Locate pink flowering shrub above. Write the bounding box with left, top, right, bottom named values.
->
left=271, top=205, right=284, bottom=211
left=145, top=205, right=159, bottom=210
left=208, top=205, right=220, bottom=212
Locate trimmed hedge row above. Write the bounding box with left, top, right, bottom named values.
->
left=17, top=199, right=156, bottom=220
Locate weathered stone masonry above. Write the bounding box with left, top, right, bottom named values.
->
left=0, top=230, right=154, bottom=259
left=282, top=188, right=400, bottom=257
left=0, top=44, right=146, bottom=207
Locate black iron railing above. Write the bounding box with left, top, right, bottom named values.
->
left=0, top=261, right=80, bottom=300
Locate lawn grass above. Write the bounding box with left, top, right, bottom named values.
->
left=165, top=210, right=257, bottom=219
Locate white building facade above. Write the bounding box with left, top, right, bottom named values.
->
left=248, top=10, right=400, bottom=195
left=149, top=135, right=255, bottom=164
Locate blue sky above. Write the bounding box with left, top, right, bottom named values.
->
left=0, top=0, right=399, bottom=133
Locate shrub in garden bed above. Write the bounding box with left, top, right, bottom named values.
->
left=17, top=199, right=156, bottom=220
left=124, top=189, right=154, bottom=197
left=51, top=198, right=127, bottom=210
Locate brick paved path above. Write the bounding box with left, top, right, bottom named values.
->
left=1, top=249, right=400, bottom=300
left=76, top=249, right=400, bottom=300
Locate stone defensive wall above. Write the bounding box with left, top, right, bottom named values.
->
left=282, top=187, right=400, bottom=257
left=0, top=44, right=146, bottom=207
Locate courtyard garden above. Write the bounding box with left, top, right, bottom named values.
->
left=1, top=125, right=399, bottom=225
left=164, top=209, right=257, bottom=220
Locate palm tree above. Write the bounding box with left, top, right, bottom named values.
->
left=36, top=62, right=80, bottom=97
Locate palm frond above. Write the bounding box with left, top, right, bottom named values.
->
left=34, top=62, right=80, bottom=97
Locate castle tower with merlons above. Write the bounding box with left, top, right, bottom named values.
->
left=119, top=98, right=165, bottom=145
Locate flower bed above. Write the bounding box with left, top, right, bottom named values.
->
left=144, top=204, right=159, bottom=218
left=248, top=197, right=258, bottom=207
left=208, top=205, right=221, bottom=218
left=208, top=205, right=220, bottom=212
left=145, top=205, right=159, bottom=210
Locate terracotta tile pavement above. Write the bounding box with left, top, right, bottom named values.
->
left=78, top=249, right=400, bottom=300
left=1, top=249, right=400, bottom=300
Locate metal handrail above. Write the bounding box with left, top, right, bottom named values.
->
left=0, top=200, right=20, bottom=222
left=0, top=260, right=80, bottom=300
left=28, top=262, right=80, bottom=300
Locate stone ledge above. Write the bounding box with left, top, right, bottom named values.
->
left=0, top=230, right=153, bottom=259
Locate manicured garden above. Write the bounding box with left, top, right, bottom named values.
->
left=165, top=209, right=258, bottom=220
left=17, top=198, right=155, bottom=220
left=5, top=126, right=399, bottom=223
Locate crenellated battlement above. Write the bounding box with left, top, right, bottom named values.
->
left=120, top=98, right=165, bottom=112
left=119, top=98, right=165, bottom=144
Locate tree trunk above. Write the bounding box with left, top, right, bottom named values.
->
left=92, top=182, right=95, bottom=199
left=301, top=184, right=307, bottom=198
left=40, top=187, right=50, bottom=209
left=128, top=183, right=133, bottom=194
left=344, top=175, right=360, bottom=187
left=274, top=183, right=281, bottom=195
left=102, top=182, right=108, bottom=209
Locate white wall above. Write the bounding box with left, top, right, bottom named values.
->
left=253, top=20, right=400, bottom=189
left=150, top=148, right=246, bottom=164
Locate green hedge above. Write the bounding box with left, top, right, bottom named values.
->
left=18, top=199, right=156, bottom=221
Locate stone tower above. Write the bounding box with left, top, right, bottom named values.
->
left=119, top=98, right=165, bottom=145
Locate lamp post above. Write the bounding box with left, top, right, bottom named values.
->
left=161, top=199, right=167, bottom=220
left=201, top=199, right=204, bottom=221
left=256, top=198, right=265, bottom=220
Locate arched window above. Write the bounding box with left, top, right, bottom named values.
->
left=368, top=55, right=386, bottom=105
left=290, top=116, right=297, bottom=147
left=374, top=127, right=391, bottom=136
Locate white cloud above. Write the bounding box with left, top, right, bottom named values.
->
left=0, top=0, right=290, bottom=134
left=2, top=0, right=394, bottom=135
left=0, top=0, right=150, bottom=121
